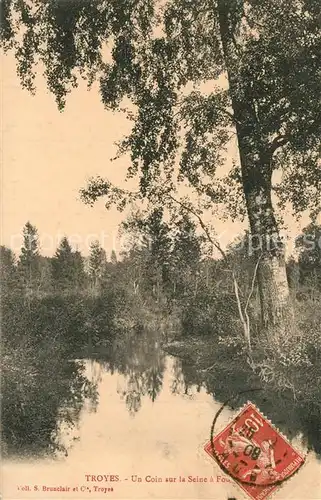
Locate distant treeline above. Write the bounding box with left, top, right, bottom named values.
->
left=1, top=215, right=320, bottom=328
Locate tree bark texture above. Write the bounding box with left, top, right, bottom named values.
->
left=217, top=0, right=292, bottom=329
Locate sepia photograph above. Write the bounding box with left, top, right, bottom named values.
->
left=1, top=1, right=321, bottom=499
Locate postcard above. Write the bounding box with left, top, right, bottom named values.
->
left=1, top=1, right=320, bottom=499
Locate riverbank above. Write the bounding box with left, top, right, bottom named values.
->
left=163, top=330, right=321, bottom=402
left=162, top=332, right=321, bottom=456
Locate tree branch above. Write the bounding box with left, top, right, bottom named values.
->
left=165, top=192, right=256, bottom=356
left=244, top=254, right=262, bottom=347
left=269, top=134, right=289, bottom=155
left=174, top=97, right=239, bottom=126
left=244, top=254, right=262, bottom=316
left=166, top=193, right=227, bottom=260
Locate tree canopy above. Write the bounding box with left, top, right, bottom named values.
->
left=2, top=0, right=320, bottom=220
left=51, top=236, right=85, bottom=288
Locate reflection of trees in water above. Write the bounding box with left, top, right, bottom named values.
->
left=2, top=357, right=98, bottom=458
left=177, top=359, right=321, bottom=458
left=83, top=359, right=106, bottom=413
left=170, top=358, right=190, bottom=395
left=117, top=367, right=164, bottom=416
left=170, top=357, right=204, bottom=396
left=107, top=329, right=166, bottom=416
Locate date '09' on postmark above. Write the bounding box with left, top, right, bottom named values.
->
left=204, top=401, right=305, bottom=500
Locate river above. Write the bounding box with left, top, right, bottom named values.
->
left=2, top=328, right=321, bottom=499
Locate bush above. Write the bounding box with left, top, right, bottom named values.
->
left=180, top=291, right=241, bottom=337
left=248, top=298, right=321, bottom=403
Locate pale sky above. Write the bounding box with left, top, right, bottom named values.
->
left=2, top=55, right=135, bottom=257
left=1, top=53, right=312, bottom=258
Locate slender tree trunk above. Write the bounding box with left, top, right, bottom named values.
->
left=217, top=1, right=292, bottom=330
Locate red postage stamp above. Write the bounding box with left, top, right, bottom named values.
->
left=204, top=401, right=305, bottom=500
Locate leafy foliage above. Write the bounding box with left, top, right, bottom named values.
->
left=88, top=240, right=107, bottom=288
left=18, top=221, right=41, bottom=289
left=51, top=236, right=86, bottom=289
left=2, top=0, right=320, bottom=219
left=296, top=222, right=321, bottom=292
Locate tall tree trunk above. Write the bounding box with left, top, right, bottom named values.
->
left=217, top=1, right=292, bottom=330
left=244, top=172, right=290, bottom=327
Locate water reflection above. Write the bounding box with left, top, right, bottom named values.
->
left=177, top=357, right=321, bottom=458
left=1, top=357, right=98, bottom=459
left=94, top=327, right=166, bottom=416
left=3, top=325, right=321, bottom=462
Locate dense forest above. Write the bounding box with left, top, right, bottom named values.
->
left=1, top=217, right=321, bottom=456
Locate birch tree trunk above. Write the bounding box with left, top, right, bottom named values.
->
left=217, top=1, right=292, bottom=330
left=244, top=176, right=291, bottom=327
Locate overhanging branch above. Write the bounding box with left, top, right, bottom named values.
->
left=165, top=192, right=261, bottom=356
left=166, top=193, right=227, bottom=260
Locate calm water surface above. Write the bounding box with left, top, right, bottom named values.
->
left=3, top=329, right=321, bottom=499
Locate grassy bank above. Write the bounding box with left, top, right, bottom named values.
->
left=163, top=296, right=321, bottom=455
left=165, top=295, right=321, bottom=402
